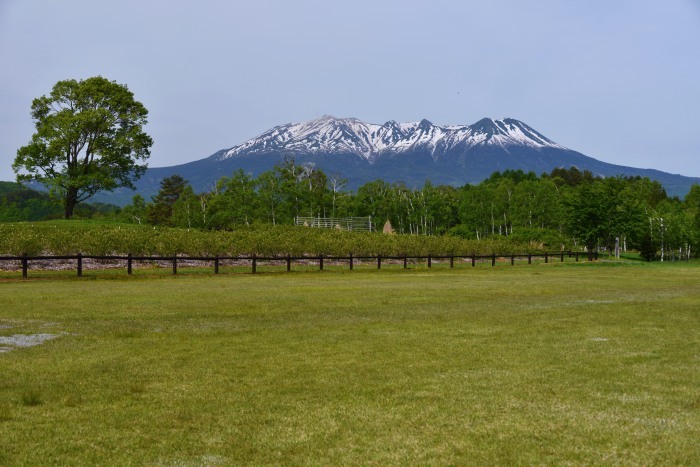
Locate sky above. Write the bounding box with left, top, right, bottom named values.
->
left=1, top=0, right=699, bottom=182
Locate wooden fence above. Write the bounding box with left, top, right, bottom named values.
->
left=0, top=251, right=598, bottom=279
left=294, top=216, right=373, bottom=231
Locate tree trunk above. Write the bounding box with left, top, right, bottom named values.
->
left=64, top=186, right=79, bottom=219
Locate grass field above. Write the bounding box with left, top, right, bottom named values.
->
left=1, top=261, right=699, bottom=464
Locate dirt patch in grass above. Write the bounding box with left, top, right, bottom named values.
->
left=0, top=334, right=61, bottom=353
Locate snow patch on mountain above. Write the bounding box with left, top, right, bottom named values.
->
left=221, top=115, right=568, bottom=163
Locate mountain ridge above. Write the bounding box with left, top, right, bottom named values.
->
left=96, top=115, right=700, bottom=204
left=219, top=116, right=567, bottom=162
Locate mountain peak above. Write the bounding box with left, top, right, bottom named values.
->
left=316, top=114, right=337, bottom=122
left=466, top=117, right=562, bottom=149
left=222, top=116, right=566, bottom=162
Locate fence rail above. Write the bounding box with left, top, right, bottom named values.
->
left=0, top=251, right=598, bottom=279
left=294, top=216, right=373, bottom=231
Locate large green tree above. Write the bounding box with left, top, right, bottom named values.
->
left=14, top=76, right=153, bottom=218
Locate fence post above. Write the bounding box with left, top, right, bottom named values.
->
left=11, top=249, right=596, bottom=279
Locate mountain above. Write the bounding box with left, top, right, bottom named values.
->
left=105, top=116, right=699, bottom=204
left=221, top=114, right=567, bottom=161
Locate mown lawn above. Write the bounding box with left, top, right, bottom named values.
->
left=0, top=262, right=699, bottom=464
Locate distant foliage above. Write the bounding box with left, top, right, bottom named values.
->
left=0, top=182, right=117, bottom=222
left=3, top=163, right=699, bottom=260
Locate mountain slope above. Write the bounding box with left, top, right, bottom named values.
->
left=105, top=116, right=699, bottom=204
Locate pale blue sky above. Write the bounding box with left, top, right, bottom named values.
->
left=1, top=0, right=699, bottom=182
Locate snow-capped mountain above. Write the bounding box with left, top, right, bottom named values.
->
left=220, top=115, right=567, bottom=163
left=100, top=115, right=700, bottom=205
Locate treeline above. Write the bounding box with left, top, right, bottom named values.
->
left=0, top=182, right=115, bottom=221
left=3, top=161, right=699, bottom=259
left=109, top=161, right=699, bottom=260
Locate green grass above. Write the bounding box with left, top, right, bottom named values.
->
left=0, top=262, right=699, bottom=464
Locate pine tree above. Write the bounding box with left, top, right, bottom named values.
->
left=147, top=175, right=189, bottom=226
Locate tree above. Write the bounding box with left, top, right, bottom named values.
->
left=209, top=169, right=259, bottom=228
left=275, top=159, right=310, bottom=221
left=255, top=170, right=282, bottom=225
left=685, top=185, right=700, bottom=257
left=564, top=177, right=629, bottom=253
left=260, top=158, right=331, bottom=223
left=355, top=180, right=394, bottom=227
left=328, top=173, right=348, bottom=218
left=547, top=167, right=598, bottom=187
left=117, top=194, right=147, bottom=225
left=147, top=175, right=189, bottom=226
left=302, top=165, right=329, bottom=218
left=172, top=185, right=213, bottom=229
left=457, top=184, right=496, bottom=239
left=14, top=76, right=153, bottom=219
left=564, top=181, right=608, bottom=252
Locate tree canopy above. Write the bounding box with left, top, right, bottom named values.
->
left=13, top=76, right=153, bottom=218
